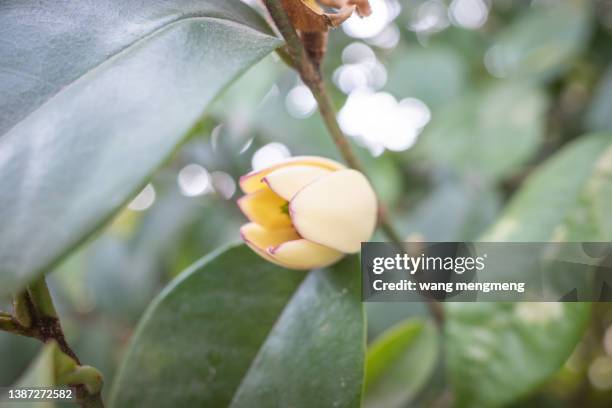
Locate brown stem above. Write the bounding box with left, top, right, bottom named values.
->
left=262, top=0, right=444, bottom=326
left=2, top=277, right=104, bottom=407
left=301, top=31, right=328, bottom=72
left=275, top=46, right=296, bottom=69
left=263, top=0, right=311, bottom=73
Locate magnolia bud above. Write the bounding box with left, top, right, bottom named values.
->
left=238, top=156, right=377, bottom=269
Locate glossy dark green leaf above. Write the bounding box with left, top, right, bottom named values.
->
left=0, top=0, right=273, bottom=135
left=418, top=81, right=547, bottom=180
left=111, top=245, right=365, bottom=407
left=364, top=319, right=438, bottom=408
left=0, top=0, right=281, bottom=296
left=447, top=134, right=612, bottom=407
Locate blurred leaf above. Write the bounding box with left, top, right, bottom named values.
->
left=358, top=151, right=403, bottom=207
left=69, top=319, right=121, bottom=396
left=0, top=0, right=281, bottom=296
left=401, top=177, right=501, bottom=241
left=434, top=28, right=489, bottom=71
left=1, top=344, right=57, bottom=408
left=446, top=302, right=590, bottom=408
left=447, top=134, right=612, bottom=407
left=484, top=133, right=612, bottom=241
left=210, top=56, right=284, bottom=123
left=169, top=198, right=244, bottom=276
left=364, top=319, right=438, bottom=408
left=81, top=188, right=208, bottom=320
left=366, top=303, right=429, bottom=340
left=418, top=81, right=547, bottom=180
left=486, top=0, right=592, bottom=81
left=255, top=90, right=340, bottom=157
left=586, top=66, right=612, bottom=132
left=111, top=245, right=364, bottom=407
left=0, top=334, right=39, bottom=386
left=385, top=46, right=467, bottom=110
left=0, top=342, right=79, bottom=408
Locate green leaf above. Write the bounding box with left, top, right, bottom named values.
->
left=111, top=245, right=365, bottom=407
left=418, top=81, right=547, bottom=180
left=586, top=66, right=612, bottom=132
left=0, top=0, right=281, bottom=296
left=485, top=0, right=592, bottom=81
left=365, top=303, right=429, bottom=340
left=483, top=133, right=612, bottom=242
left=364, top=319, right=438, bottom=408
left=446, top=302, right=589, bottom=408
left=447, top=134, right=612, bottom=407
left=0, top=0, right=274, bottom=135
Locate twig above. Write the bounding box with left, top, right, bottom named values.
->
left=2, top=277, right=104, bottom=407
left=262, top=0, right=445, bottom=326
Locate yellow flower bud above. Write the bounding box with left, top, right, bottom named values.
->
left=238, top=156, right=377, bottom=270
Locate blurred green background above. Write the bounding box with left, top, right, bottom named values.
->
left=3, top=0, right=612, bottom=406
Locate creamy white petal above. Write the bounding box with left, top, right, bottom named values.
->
left=240, top=223, right=299, bottom=266
left=264, top=165, right=332, bottom=201
left=267, top=239, right=344, bottom=270
left=290, top=169, right=377, bottom=253
left=239, top=156, right=345, bottom=194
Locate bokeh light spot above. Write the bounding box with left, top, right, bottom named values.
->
left=252, top=142, right=291, bottom=170
left=128, top=184, right=156, bottom=211
left=285, top=84, right=317, bottom=118
left=178, top=164, right=212, bottom=197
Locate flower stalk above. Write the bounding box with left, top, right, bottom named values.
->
left=263, top=0, right=444, bottom=325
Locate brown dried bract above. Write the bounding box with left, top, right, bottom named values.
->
left=280, top=0, right=370, bottom=32
left=320, top=0, right=372, bottom=17
left=279, top=0, right=371, bottom=68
